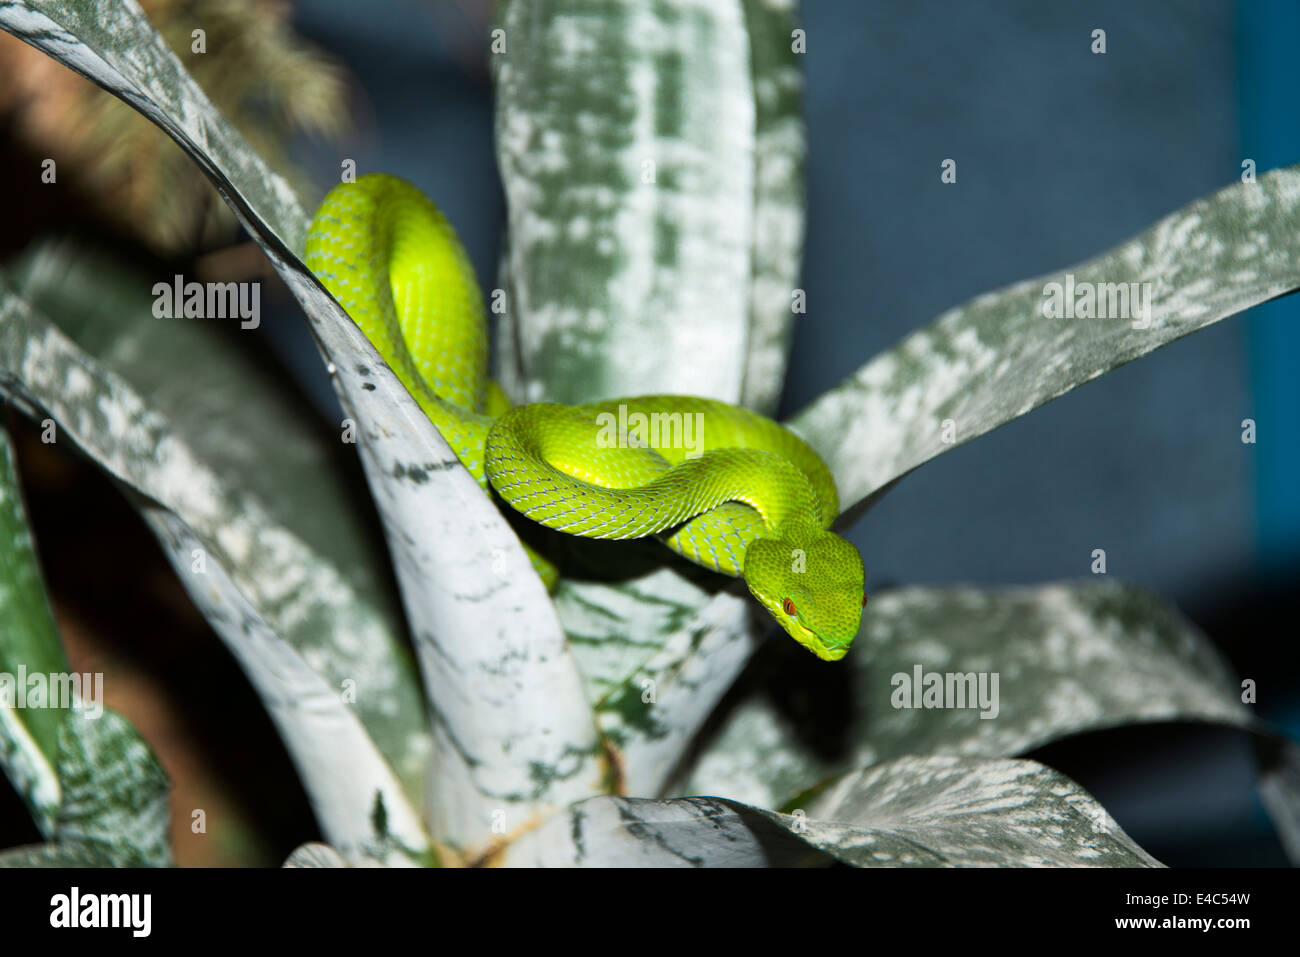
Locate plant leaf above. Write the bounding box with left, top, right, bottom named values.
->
left=52, top=708, right=171, bottom=867
left=593, top=590, right=759, bottom=796
left=0, top=425, right=66, bottom=835
left=791, top=166, right=1300, bottom=514
left=491, top=0, right=756, bottom=405
left=0, top=284, right=429, bottom=864
left=782, top=755, right=1161, bottom=867
left=0, top=0, right=605, bottom=852
left=500, top=755, right=1157, bottom=867
left=8, top=235, right=430, bottom=805
left=498, top=794, right=836, bottom=867
left=490, top=0, right=806, bottom=799
left=0, top=841, right=115, bottom=867
left=282, top=842, right=347, bottom=868
left=680, top=582, right=1276, bottom=812
left=561, top=0, right=808, bottom=738
left=737, top=0, right=806, bottom=414
left=142, top=508, right=431, bottom=866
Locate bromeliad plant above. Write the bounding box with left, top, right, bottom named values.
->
left=0, top=0, right=1297, bottom=867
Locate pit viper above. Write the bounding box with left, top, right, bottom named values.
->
left=304, top=174, right=865, bottom=660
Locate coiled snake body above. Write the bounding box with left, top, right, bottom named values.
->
left=305, top=174, right=864, bottom=660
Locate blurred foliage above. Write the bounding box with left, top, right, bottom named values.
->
left=0, top=0, right=347, bottom=253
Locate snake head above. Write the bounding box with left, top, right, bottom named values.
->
left=742, top=528, right=866, bottom=661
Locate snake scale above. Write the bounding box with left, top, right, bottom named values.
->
left=305, top=174, right=865, bottom=660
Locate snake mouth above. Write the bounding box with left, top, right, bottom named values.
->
left=794, top=621, right=849, bottom=662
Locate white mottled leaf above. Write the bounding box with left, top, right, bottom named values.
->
left=0, top=841, right=114, bottom=867
left=784, top=756, right=1161, bottom=867
left=490, top=0, right=799, bottom=799
left=52, top=709, right=171, bottom=867
left=792, top=167, right=1300, bottom=513
left=498, top=794, right=834, bottom=867
left=681, top=582, right=1269, bottom=810
left=8, top=236, right=430, bottom=806
left=501, top=755, right=1156, bottom=867
left=594, top=589, right=759, bottom=796
left=143, top=509, right=430, bottom=866
left=0, top=289, right=428, bottom=864
left=282, top=842, right=348, bottom=869
left=492, top=0, right=755, bottom=405
left=0, top=0, right=604, bottom=852
left=737, top=0, right=806, bottom=414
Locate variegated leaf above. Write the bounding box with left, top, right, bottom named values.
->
left=501, top=755, right=1156, bottom=867
left=782, top=756, right=1161, bottom=867
left=791, top=166, right=1300, bottom=514
left=0, top=426, right=65, bottom=835
left=0, top=0, right=604, bottom=852
left=51, top=709, right=171, bottom=867
left=0, top=841, right=114, bottom=867
left=594, top=589, right=759, bottom=796
left=282, top=842, right=347, bottom=868
left=737, top=0, right=806, bottom=414
left=680, top=582, right=1270, bottom=811
left=0, top=286, right=430, bottom=864
left=602, top=169, right=1300, bottom=807
left=498, top=794, right=834, bottom=867
left=490, top=0, right=806, bottom=797
left=492, top=0, right=755, bottom=405
left=556, top=0, right=807, bottom=750
left=9, top=236, right=429, bottom=805
left=144, top=509, right=430, bottom=866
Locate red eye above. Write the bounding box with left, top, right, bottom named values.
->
left=782, top=598, right=797, bottom=617
left=862, top=594, right=869, bottom=607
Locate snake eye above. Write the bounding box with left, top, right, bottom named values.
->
left=782, top=598, right=797, bottom=618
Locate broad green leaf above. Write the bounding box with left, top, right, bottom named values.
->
left=1, top=0, right=605, bottom=852
left=9, top=234, right=429, bottom=808
left=52, top=709, right=171, bottom=867
left=791, top=166, right=1300, bottom=514
left=680, top=582, right=1272, bottom=810
left=492, top=0, right=756, bottom=405
left=0, top=285, right=430, bottom=864
left=781, top=756, right=1161, bottom=867
left=0, top=426, right=66, bottom=835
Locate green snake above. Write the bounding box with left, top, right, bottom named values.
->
left=304, top=174, right=865, bottom=660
